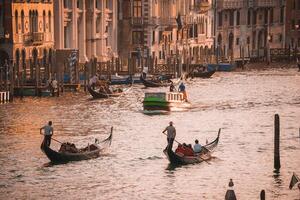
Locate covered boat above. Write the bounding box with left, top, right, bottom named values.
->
left=143, top=92, right=190, bottom=111
left=41, top=129, right=113, bottom=163
left=164, top=129, right=221, bottom=165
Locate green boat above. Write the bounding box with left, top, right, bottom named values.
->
left=143, top=92, right=191, bottom=111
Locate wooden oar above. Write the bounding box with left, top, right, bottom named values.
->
left=162, top=132, right=210, bottom=164
left=51, top=137, right=63, bottom=144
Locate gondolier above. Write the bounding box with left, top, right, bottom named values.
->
left=40, top=121, right=54, bottom=146
left=162, top=121, right=176, bottom=150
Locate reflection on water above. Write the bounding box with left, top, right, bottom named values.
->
left=0, top=69, right=300, bottom=199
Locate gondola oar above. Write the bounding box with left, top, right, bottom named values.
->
left=162, top=132, right=210, bottom=164
left=51, top=137, right=63, bottom=144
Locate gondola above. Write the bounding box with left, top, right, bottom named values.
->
left=164, top=129, right=221, bottom=165
left=41, top=128, right=113, bottom=163
left=87, top=85, right=124, bottom=99
left=192, top=70, right=216, bottom=78
left=140, top=75, right=173, bottom=87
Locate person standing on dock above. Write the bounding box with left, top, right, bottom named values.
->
left=40, top=121, right=54, bottom=146
left=162, top=121, right=176, bottom=150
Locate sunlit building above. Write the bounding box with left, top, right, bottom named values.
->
left=285, top=0, right=300, bottom=50
left=54, top=0, right=118, bottom=63
left=215, top=0, right=286, bottom=62
left=0, top=0, right=54, bottom=83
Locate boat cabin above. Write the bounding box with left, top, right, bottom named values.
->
left=144, top=92, right=185, bottom=102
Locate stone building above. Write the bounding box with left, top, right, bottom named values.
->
left=118, top=0, right=151, bottom=69
left=54, top=0, right=118, bottom=64
left=215, top=0, right=286, bottom=62
left=285, top=0, right=300, bottom=50
left=118, top=0, right=215, bottom=69
left=0, top=0, right=54, bottom=83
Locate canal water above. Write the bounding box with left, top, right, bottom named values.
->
left=0, top=69, right=299, bottom=200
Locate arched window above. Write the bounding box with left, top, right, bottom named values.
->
left=236, top=10, right=240, bottom=26
left=43, top=10, right=46, bottom=32
left=48, top=11, right=51, bottom=32
left=15, top=10, right=19, bottom=33
left=21, top=10, right=24, bottom=33
left=35, top=11, right=38, bottom=32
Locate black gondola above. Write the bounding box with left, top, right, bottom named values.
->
left=87, top=85, right=123, bottom=99
left=41, top=129, right=113, bottom=163
left=192, top=70, right=216, bottom=78
left=140, top=75, right=173, bottom=87
left=163, top=129, right=221, bottom=165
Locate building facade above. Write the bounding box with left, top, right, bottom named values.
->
left=0, top=0, right=54, bottom=83
left=118, top=0, right=215, bottom=69
left=54, top=0, right=118, bottom=64
left=285, top=0, right=300, bottom=50
left=215, top=0, right=286, bottom=62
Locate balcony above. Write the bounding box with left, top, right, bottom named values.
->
left=254, top=0, right=276, bottom=7
left=150, top=17, right=176, bottom=27
left=131, top=17, right=143, bottom=25
left=23, top=32, right=44, bottom=45
left=217, top=0, right=246, bottom=9
left=191, top=1, right=211, bottom=13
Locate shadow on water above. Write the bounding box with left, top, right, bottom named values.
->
left=165, top=163, right=184, bottom=171
left=273, top=169, right=283, bottom=186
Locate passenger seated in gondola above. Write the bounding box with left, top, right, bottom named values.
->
left=193, top=139, right=202, bottom=153
left=59, top=142, right=78, bottom=153
left=175, top=143, right=194, bottom=156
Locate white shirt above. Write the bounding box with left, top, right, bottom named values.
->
left=42, top=125, right=53, bottom=136
left=193, top=143, right=202, bottom=153
left=164, top=125, right=176, bottom=139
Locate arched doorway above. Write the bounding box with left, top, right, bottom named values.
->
left=21, top=49, right=26, bottom=79
left=228, top=32, right=234, bottom=59
left=0, top=50, right=9, bottom=82
left=15, top=49, right=20, bottom=85
left=32, top=48, right=38, bottom=81
left=43, top=49, right=48, bottom=81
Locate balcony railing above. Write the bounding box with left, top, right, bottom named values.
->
left=150, top=17, right=176, bottom=26
left=254, top=0, right=276, bottom=7
left=131, top=17, right=143, bottom=25
left=217, top=0, right=246, bottom=9
left=190, top=1, right=211, bottom=12
left=23, top=32, right=44, bottom=45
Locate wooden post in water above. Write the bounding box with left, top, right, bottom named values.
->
left=84, top=62, right=87, bottom=92
left=260, top=190, right=265, bottom=200
left=274, top=114, right=281, bottom=170
left=225, top=179, right=237, bottom=200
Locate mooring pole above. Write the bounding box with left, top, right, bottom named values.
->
left=274, top=114, right=281, bottom=170
left=260, top=190, right=265, bottom=200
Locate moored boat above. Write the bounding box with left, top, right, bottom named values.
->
left=164, top=129, right=221, bottom=165
left=192, top=70, right=216, bottom=78
left=143, top=92, right=190, bottom=111
left=207, top=63, right=236, bottom=72
left=41, top=129, right=113, bottom=163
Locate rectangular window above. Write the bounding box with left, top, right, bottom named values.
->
left=132, top=31, right=142, bottom=44
left=264, top=10, right=268, bottom=24
left=247, top=10, right=251, bottom=25
left=133, top=0, right=142, bottom=17
left=298, top=0, right=300, bottom=9
left=280, top=7, right=284, bottom=23
left=218, top=12, right=222, bottom=27
left=229, top=11, right=234, bottom=26
left=236, top=11, right=240, bottom=26
left=291, top=20, right=295, bottom=30
left=270, top=8, right=273, bottom=24
left=236, top=38, right=239, bottom=45
left=253, top=11, right=257, bottom=25
left=152, top=31, right=155, bottom=44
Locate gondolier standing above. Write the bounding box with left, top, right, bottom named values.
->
left=40, top=121, right=54, bottom=146
left=162, top=121, right=176, bottom=150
